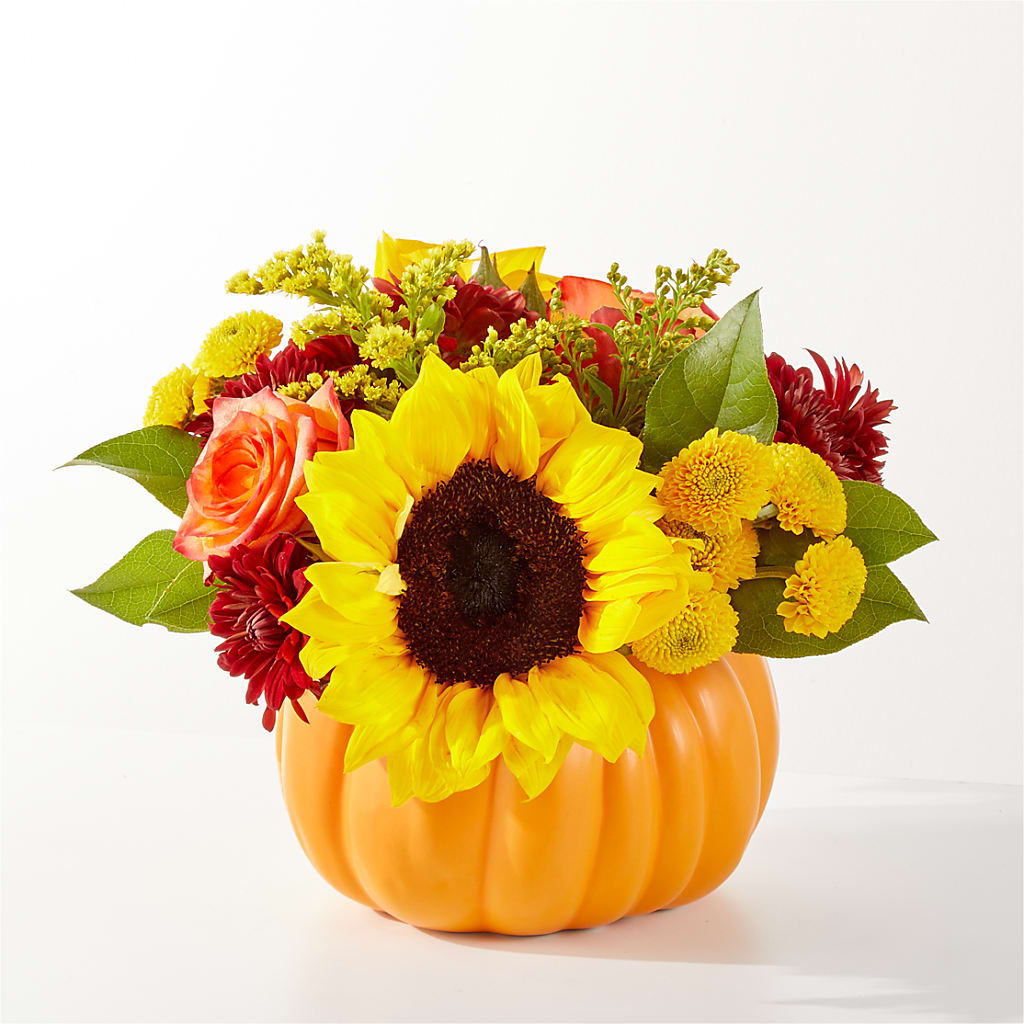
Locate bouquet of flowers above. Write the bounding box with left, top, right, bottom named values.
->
left=65, top=232, right=934, bottom=928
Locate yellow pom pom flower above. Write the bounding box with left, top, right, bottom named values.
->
left=280, top=353, right=699, bottom=805
left=143, top=364, right=199, bottom=427
left=193, top=311, right=282, bottom=378
left=770, top=443, right=847, bottom=539
left=632, top=585, right=738, bottom=675
left=661, top=518, right=760, bottom=591
left=777, top=535, right=868, bottom=638
left=658, top=428, right=773, bottom=535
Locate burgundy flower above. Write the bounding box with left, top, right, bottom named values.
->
left=207, top=534, right=324, bottom=731
left=187, top=334, right=365, bottom=439
left=373, top=274, right=537, bottom=367
left=438, top=275, right=538, bottom=365
left=767, top=351, right=895, bottom=483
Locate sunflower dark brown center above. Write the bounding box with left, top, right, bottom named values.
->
left=396, top=460, right=586, bottom=687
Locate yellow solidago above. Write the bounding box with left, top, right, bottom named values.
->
left=658, top=428, right=773, bottom=535
left=359, top=323, right=415, bottom=370
left=193, top=311, right=282, bottom=378
left=375, top=232, right=560, bottom=295
left=661, top=517, right=760, bottom=591
left=143, top=364, right=199, bottom=427
left=277, top=366, right=404, bottom=415
left=770, top=443, right=847, bottom=539
left=777, top=535, right=867, bottom=638
left=632, top=584, right=738, bottom=675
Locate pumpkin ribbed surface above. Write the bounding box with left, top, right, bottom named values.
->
left=276, top=653, right=778, bottom=935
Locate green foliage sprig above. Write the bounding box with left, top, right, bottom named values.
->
left=228, top=232, right=476, bottom=397
left=584, top=250, right=740, bottom=434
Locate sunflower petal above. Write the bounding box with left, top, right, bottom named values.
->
left=302, top=563, right=398, bottom=625
left=537, top=419, right=645, bottom=508
left=493, top=368, right=540, bottom=480
left=585, top=516, right=675, bottom=573
left=319, top=652, right=428, bottom=729
left=344, top=680, right=440, bottom=771
left=283, top=589, right=395, bottom=653
left=493, top=671, right=561, bottom=761
left=529, top=656, right=646, bottom=761
left=584, top=651, right=655, bottom=753
left=577, top=597, right=641, bottom=653
left=389, top=352, right=476, bottom=495
left=443, top=686, right=504, bottom=776
left=525, top=375, right=588, bottom=455
left=502, top=734, right=573, bottom=800
left=296, top=489, right=397, bottom=565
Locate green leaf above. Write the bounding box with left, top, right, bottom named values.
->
left=754, top=521, right=815, bottom=567
left=731, top=564, right=927, bottom=658
left=418, top=301, right=446, bottom=341
left=61, top=426, right=202, bottom=515
left=842, top=480, right=937, bottom=566
left=642, top=291, right=778, bottom=470
left=71, top=530, right=214, bottom=633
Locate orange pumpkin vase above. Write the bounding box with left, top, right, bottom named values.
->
left=276, top=652, right=778, bottom=935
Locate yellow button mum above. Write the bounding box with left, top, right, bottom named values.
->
left=281, top=352, right=698, bottom=804
left=658, top=428, right=773, bottom=535
left=193, top=311, right=282, bottom=378
left=777, top=535, right=868, bottom=638
left=144, top=364, right=199, bottom=428
left=661, top=517, right=760, bottom=591
left=770, top=442, right=847, bottom=539
left=632, top=585, right=738, bottom=675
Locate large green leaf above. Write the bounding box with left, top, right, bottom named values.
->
left=71, top=530, right=213, bottom=633
left=843, top=480, right=937, bottom=566
left=642, top=291, right=778, bottom=470
left=62, top=426, right=202, bottom=515
left=731, top=564, right=926, bottom=658
left=754, top=522, right=814, bottom=567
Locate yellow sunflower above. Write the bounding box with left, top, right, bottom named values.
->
left=281, top=352, right=697, bottom=804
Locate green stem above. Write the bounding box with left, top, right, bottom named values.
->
left=755, top=565, right=795, bottom=580
left=293, top=536, right=329, bottom=561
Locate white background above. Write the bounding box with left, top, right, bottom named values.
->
left=2, top=2, right=1021, bottom=1022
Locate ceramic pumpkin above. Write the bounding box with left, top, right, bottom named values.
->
left=276, top=652, right=778, bottom=935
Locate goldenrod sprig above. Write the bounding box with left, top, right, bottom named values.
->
left=593, top=250, right=739, bottom=434
left=226, top=231, right=370, bottom=308
left=276, top=366, right=404, bottom=417
left=460, top=316, right=588, bottom=379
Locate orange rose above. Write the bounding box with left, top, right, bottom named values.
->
left=174, top=383, right=349, bottom=561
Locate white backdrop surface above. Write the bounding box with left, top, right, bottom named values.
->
left=1, top=2, right=1022, bottom=1021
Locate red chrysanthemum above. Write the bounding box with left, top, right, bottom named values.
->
left=767, top=350, right=895, bottom=483
left=373, top=274, right=537, bottom=367
left=186, top=334, right=365, bottom=438
left=207, top=534, right=324, bottom=731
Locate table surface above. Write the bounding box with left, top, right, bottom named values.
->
left=3, top=724, right=1021, bottom=1023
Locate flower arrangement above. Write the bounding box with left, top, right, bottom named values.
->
left=65, top=232, right=934, bottom=820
